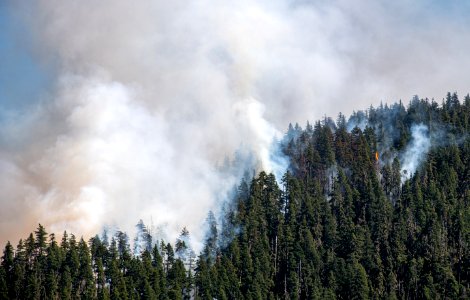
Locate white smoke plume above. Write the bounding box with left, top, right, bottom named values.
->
left=233, top=98, right=288, bottom=182
left=400, top=124, right=431, bottom=179
left=1, top=0, right=470, bottom=248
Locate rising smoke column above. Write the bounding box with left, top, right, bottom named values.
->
left=400, top=124, right=431, bottom=179
left=2, top=0, right=470, bottom=248
left=0, top=74, right=285, bottom=251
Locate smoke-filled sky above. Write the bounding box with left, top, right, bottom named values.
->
left=1, top=0, right=470, bottom=249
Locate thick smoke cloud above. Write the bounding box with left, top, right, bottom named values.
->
left=1, top=0, right=470, bottom=248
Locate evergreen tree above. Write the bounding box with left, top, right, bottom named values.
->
left=1, top=96, right=469, bottom=299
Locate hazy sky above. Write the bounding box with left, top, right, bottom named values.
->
left=1, top=0, right=470, bottom=249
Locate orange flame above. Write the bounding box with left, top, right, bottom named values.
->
left=375, top=151, right=379, bottom=161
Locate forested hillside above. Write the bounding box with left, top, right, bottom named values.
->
left=1, top=93, right=469, bottom=299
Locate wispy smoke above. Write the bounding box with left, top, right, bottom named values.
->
left=1, top=0, right=470, bottom=247
left=400, top=124, right=431, bottom=179
left=233, top=98, right=288, bottom=182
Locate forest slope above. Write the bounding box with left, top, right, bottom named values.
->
left=1, top=93, right=469, bottom=299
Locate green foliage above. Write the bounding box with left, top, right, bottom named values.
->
left=0, top=95, right=468, bottom=299
left=190, top=95, right=469, bottom=299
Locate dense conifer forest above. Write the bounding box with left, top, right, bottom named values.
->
left=1, top=93, right=469, bottom=299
